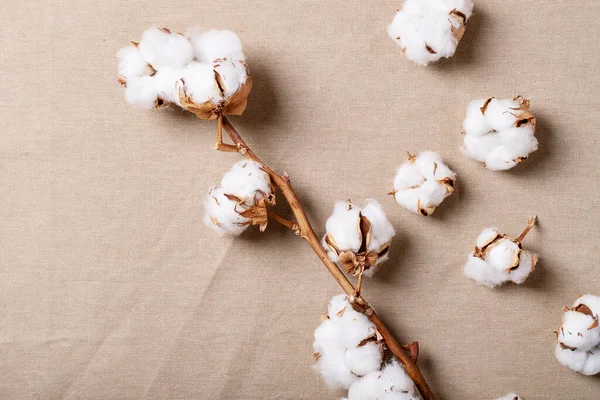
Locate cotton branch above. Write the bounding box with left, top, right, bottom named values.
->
left=219, top=116, right=436, bottom=400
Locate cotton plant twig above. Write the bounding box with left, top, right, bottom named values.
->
left=267, top=211, right=300, bottom=234
left=219, top=116, right=436, bottom=400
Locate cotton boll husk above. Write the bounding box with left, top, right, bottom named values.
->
left=575, top=295, right=600, bottom=316
left=138, top=27, right=194, bottom=70
left=499, top=125, right=538, bottom=159
left=124, top=76, right=159, bottom=109
left=360, top=199, right=395, bottom=253
left=484, top=145, right=519, bottom=171
left=117, top=45, right=152, bottom=82
left=441, top=0, right=474, bottom=17
left=461, top=133, right=502, bottom=163
left=153, top=67, right=183, bottom=105
left=464, top=255, right=508, bottom=288
left=214, top=60, right=248, bottom=97
left=180, top=62, right=223, bottom=105
left=324, top=201, right=362, bottom=258
left=203, top=186, right=249, bottom=236
left=219, top=160, right=271, bottom=203
left=559, top=311, right=600, bottom=351
left=463, top=99, right=491, bottom=136
left=187, top=28, right=245, bottom=62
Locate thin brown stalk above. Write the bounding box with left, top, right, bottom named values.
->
left=268, top=211, right=300, bottom=234
left=516, top=215, right=538, bottom=243
left=219, top=116, right=436, bottom=400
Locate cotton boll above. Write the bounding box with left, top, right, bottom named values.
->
left=180, top=62, right=223, bottom=105
left=314, top=295, right=383, bottom=389
left=555, top=343, right=600, bottom=376
left=203, top=186, right=249, bottom=236
left=219, top=160, right=272, bottom=203
left=392, top=152, right=456, bottom=215
left=465, top=218, right=538, bottom=288
left=346, top=361, right=418, bottom=400
left=387, top=0, right=473, bottom=66
left=138, top=27, right=194, bottom=70
left=461, top=97, right=538, bottom=170
left=187, top=28, right=245, bottom=62
left=559, top=311, right=600, bottom=352
left=117, top=45, right=153, bottom=82
left=123, top=76, right=159, bottom=109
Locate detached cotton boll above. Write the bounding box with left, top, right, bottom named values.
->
left=387, top=0, right=474, bottom=66
left=117, top=26, right=251, bottom=119
left=203, top=161, right=274, bottom=236
left=323, top=200, right=395, bottom=277
left=464, top=217, right=539, bottom=288
left=461, top=96, right=538, bottom=171
left=555, top=294, right=600, bottom=376
left=495, top=394, right=522, bottom=400
left=391, top=152, right=456, bottom=216
left=345, top=361, right=419, bottom=400
left=313, top=295, right=383, bottom=390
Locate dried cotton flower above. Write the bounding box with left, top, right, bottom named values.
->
left=323, top=200, right=395, bottom=278
left=117, top=26, right=251, bottom=119
left=464, top=216, right=538, bottom=288
left=461, top=96, right=538, bottom=170
left=390, top=151, right=456, bottom=216
left=555, top=294, right=600, bottom=376
left=204, top=160, right=274, bottom=235
left=387, top=0, right=474, bottom=66
left=313, top=295, right=384, bottom=390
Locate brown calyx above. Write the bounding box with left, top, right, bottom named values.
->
left=225, top=191, right=275, bottom=232
left=510, top=96, right=536, bottom=130
left=480, top=97, right=494, bottom=115
left=449, top=9, right=467, bottom=42
left=324, top=214, right=390, bottom=276
left=425, top=44, right=437, bottom=54
left=417, top=199, right=436, bottom=216
left=179, top=66, right=253, bottom=120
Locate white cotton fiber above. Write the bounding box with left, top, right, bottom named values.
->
left=464, top=219, right=538, bottom=288
left=203, top=161, right=273, bottom=236
left=117, top=26, right=249, bottom=117
left=388, top=0, right=474, bottom=66
left=392, top=151, right=456, bottom=216
left=461, top=97, right=538, bottom=171
left=494, top=394, right=522, bottom=400
left=555, top=294, right=600, bottom=376
left=344, top=361, right=419, bottom=400
left=313, top=295, right=383, bottom=390
left=323, top=199, right=395, bottom=277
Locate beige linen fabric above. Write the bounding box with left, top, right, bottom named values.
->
left=1, top=1, right=600, bottom=398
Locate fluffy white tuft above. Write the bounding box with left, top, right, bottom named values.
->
left=322, top=199, right=395, bottom=277
left=313, top=295, right=383, bottom=390
left=203, top=161, right=272, bottom=236
left=343, top=361, right=419, bottom=400
left=461, top=97, right=538, bottom=171
left=392, top=151, right=456, bottom=216
left=387, top=0, right=474, bottom=66
left=117, top=26, right=247, bottom=111
left=464, top=222, right=538, bottom=288
left=555, top=294, right=600, bottom=376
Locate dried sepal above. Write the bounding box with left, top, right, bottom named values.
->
left=449, top=9, right=467, bottom=42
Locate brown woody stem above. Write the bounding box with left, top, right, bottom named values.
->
left=516, top=215, right=538, bottom=243
left=213, top=114, right=239, bottom=152
left=268, top=211, right=300, bottom=234
left=220, top=117, right=436, bottom=400
left=354, top=266, right=365, bottom=297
